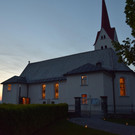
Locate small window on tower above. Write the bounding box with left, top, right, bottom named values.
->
left=105, top=45, right=107, bottom=49
left=101, top=36, right=103, bottom=40
left=104, top=35, right=106, bottom=39
left=101, top=46, right=103, bottom=50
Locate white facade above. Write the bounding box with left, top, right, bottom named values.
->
left=2, top=71, right=135, bottom=114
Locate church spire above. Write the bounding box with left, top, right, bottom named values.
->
left=94, top=0, right=118, bottom=50
left=101, top=0, right=111, bottom=30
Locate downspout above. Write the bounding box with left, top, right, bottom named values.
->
left=18, top=84, right=21, bottom=104
left=109, top=49, right=116, bottom=114
left=112, top=72, right=116, bottom=113
left=27, top=84, right=30, bottom=104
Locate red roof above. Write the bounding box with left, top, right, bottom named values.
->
left=94, top=28, right=115, bottom=45
left=102, top=0, right=111, bottom=31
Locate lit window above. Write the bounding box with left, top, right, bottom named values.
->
left=120, top=78, right=126, bottom=96
left=22, top=97, right=30, bottom=104
left=42, top=84, right=46, bottom=99
left=82, top=94, right=87, bottom=104
left=8, top=84, right=11, bottom=91
left=55, top=83, right=59, bottom=99
left=81, top=76, right=87, bottom=85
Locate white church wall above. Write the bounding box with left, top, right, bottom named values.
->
left=103, top=73, right=113, bottom=105
left=20, top=84, right=27, bottom=97
left=28, top=72, right=105, bottom=112
left=95, top=28, right=115, bottom=50
left=28, top=81, right=65, bottom=104
left=29, top=84, right=43, bottom=104
left=2, top=84, right=18, bottom=104
left=61, top=73, right=105, bottom=111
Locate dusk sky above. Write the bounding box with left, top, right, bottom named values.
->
left=0, top=0, right=134, bottom=101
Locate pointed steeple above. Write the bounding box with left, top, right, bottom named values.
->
left=94, top=0, right=118, bottom=50
left=101, top=0, right=111, bottom=30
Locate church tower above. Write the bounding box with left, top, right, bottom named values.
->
left=94, top=0, right=118, bottom=50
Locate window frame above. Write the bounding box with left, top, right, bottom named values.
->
left=54, top=83, right=59, bottom=99
left=81, top=75, right=88, bottom=86
left=42, top=84, right=46, bottom=99
left=7, top=84, right=11, bottom=91
left=119, top=77, right=126, bottom=96
left=81, top=94, right=87, bottom=104
left=22, top=97, right=30, bottom=104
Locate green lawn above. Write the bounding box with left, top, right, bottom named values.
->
left=106, top=118, right=135, bottom=126
left=34, top=120, right=117, bottom=135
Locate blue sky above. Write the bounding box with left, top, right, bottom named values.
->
left=0, top=0, right=134, bottom=100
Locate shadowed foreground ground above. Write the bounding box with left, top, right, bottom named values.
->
left=69, top=115, right=135, bottom=135
left=33, top=119, right=117, bottom=135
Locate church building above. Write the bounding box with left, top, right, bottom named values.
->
left=2, top=0, right=135, bottom=113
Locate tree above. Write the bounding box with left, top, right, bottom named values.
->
left=113, top=0, right=135, bottom=66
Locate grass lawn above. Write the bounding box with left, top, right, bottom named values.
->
left=106, top=118, right=135, bottom=126
left=34, top=120, right=117, bottom=135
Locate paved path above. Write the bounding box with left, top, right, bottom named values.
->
left=69, top=115, right=135, bottom=135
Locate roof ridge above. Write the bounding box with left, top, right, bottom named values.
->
left=28, top=48, right=113, bottom=65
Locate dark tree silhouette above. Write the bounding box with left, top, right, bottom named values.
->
left=113, top=0, right=135, bottom=66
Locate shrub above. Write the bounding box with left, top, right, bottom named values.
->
left=0, top=103, right=68, bottom=135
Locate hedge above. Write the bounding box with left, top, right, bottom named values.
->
left=0, top=103, right=68, bottom=135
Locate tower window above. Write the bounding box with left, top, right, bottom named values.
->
left=105, top=45, right=107, bottom=49
left=120, top=78, right=126, bottom=96
left=101, top=36, right=103, bottom=39
left=104, top=35, right=106, bottom=39
left=101, top=46, right=103, bottom=50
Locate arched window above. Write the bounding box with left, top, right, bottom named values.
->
left=42, top=84, right=46, bottom=99
left=54, top=83, right=59, bottom=99
left=101, top=46, right=103, bottom=50
left=104, top=35, right=106, bottom=39
left=120, top=78, right=126, bottom=96
left=105, top=45, right=107, bottom=49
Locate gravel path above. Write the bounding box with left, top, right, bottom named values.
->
left=69, top=115, right=135, bottom=135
